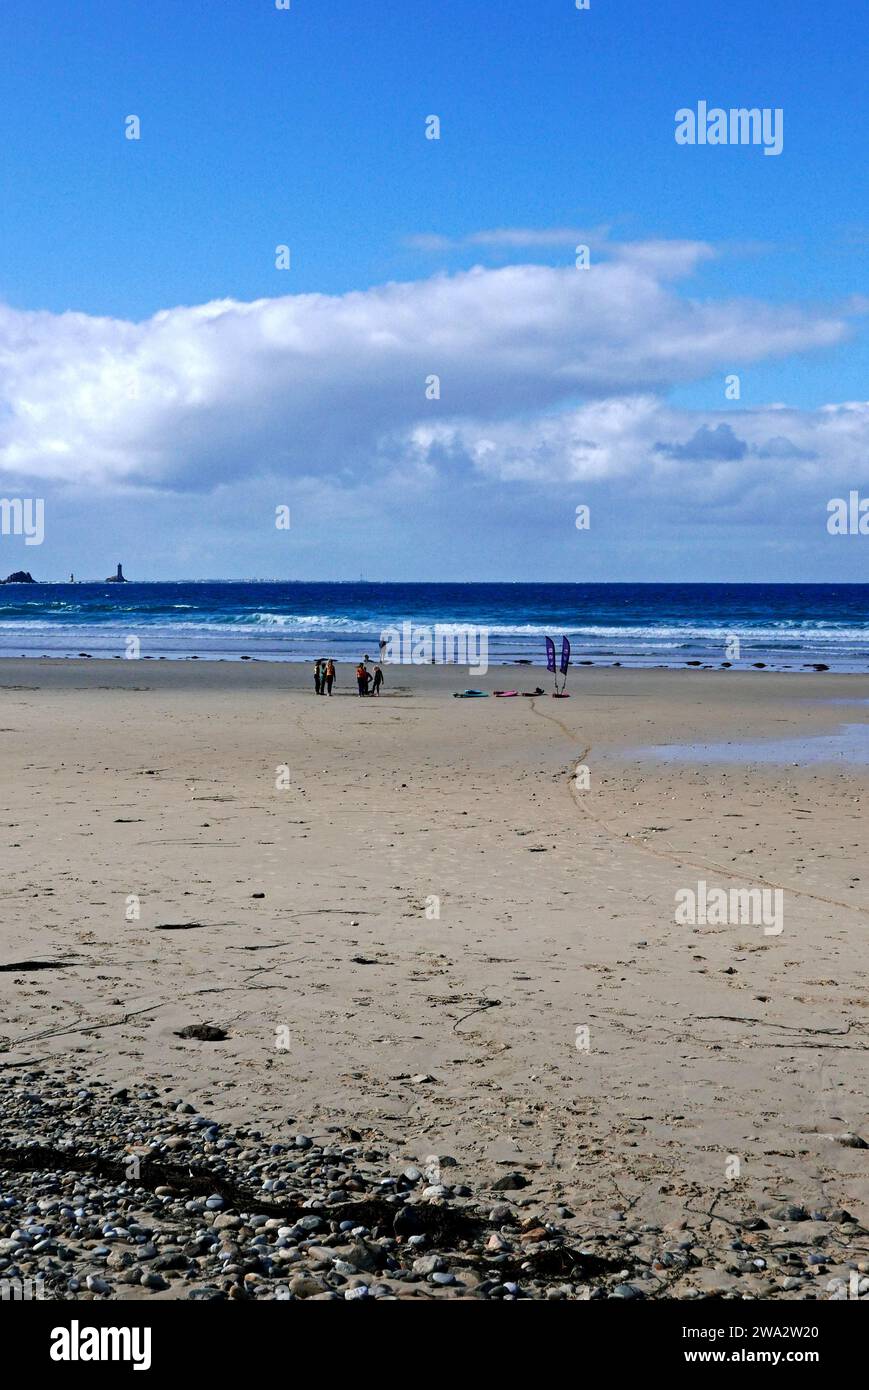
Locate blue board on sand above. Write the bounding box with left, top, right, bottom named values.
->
left=454, top=689, right=489, bottom=698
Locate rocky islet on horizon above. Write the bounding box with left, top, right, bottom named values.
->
left=1, top=563, right=130, bottom=585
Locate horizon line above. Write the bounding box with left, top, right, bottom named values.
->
left=7, top=577, right=869, bottom=588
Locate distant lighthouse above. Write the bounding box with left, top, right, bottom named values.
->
left=105, top=563, right=127, bottom=584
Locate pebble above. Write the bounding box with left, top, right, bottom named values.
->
left=295, top=1215, right=322, bottom=1232
left=1, top=1070, right=863, bottom=1304
left=834, top=1133, right=868, bottom=1149
left=771, top=1204, right=807, bottom=1223
left=489, top=1204, right=513, bottom=1223
left=491, top=1173, right=529, bottom=1192
left=289, top=1274, right=326, bottom=1298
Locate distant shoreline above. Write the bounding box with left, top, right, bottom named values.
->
left=0, top=652, right=854, bottom=673
left=6, top=579, right=869, bottom=587
left=1, top=656, right=867, bottom=689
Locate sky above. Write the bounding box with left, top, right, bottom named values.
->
left=0, top=0, right=867, bottom=582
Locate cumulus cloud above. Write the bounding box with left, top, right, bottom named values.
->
left=0, top=243, right=861, bottom=500
left=756, top=435, right=818, bottom=460
left=656, top=423, right=748, bottom=461
left=411, top=397, right=869, bottom=514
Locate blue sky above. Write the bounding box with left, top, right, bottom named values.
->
left=0, top=0, right=867, bottom=581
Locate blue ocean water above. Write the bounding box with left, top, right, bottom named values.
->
left=0, top=581, right=868, bottom=670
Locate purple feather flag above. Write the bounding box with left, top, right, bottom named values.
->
left=560, top=636, right=571, bottom=674
left=545, top=636, right=556, bottom=673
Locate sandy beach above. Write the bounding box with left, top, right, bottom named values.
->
left=1, top=660, right=867, bottom=1299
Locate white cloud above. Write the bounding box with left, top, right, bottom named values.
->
left=419, top=397, right=869, bottom=510
left=0, top=245, right=861, bottom=500
left=406, top=225, right=611, bottom=250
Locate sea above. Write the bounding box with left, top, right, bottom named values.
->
left=0, top=581, right=868, bottom=671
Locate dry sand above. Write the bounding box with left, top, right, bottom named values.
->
left=2, top=659, right=868, bottom=1252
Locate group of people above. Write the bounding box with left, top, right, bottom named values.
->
left=313, top=656, right=384, bottom=697
left=312, top=658, right=337, bottom=695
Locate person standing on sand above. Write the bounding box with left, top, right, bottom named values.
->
left=356, top=661, right=370, bottom=696
left=371, top=664, right=384, bottom=696
left=325, top=659, right=336, bottom=695
left=313, top=659, right=322, bottom=696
